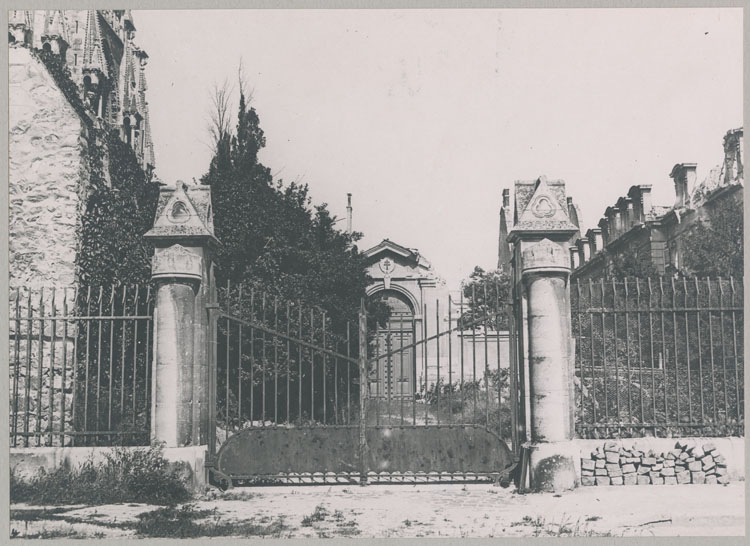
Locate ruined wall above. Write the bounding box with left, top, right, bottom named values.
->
left=9, top=46, right=90, bottom=288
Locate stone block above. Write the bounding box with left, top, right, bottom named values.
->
left=676, top=470, right=691, bottom=484
left=581, top=459, right=595, bottom=471
left=715, top=467, right=728, bottom=477
left=663, top=459, right=674, bottom=467
left=675, top=439, right=689, bottom=450
left=685, top=456, right=695, bottom=463
left=649, top=471, right=661, bottom=480
left=652, top=463, right=663, bottom=471
left=702, top=458, right=715, bottom=471
left=595, top=459, right=606, bottom=469
left=637, top=465, right=650, bottom=475
left=714, top=454, right=726, bottom=464
left=660, top=467, right=675, bottom=477
left=627, top=457, right=640, bottom=464
left=605, top=451, right=620, bottom=464
left=581, top=475, right=595, bottom=486
left=637, top=475, right=651, bottom=485
left=665, top=451, right=676, bottom=460
left=605, top=463, right=622, bottom=474
left=623, top=473, right=637, bottom=485
left=611, top=476, right=624, bottom=485
left=689, top=446, right=705, bottom=459
left=641, top=457, right=656, bottom=466
left=717, top=475, right=730, bottom=484
left=670, top=447, right=683, bottom=458
left=705, top=475, right=717, bottom=485
left=593, top=450, right=605, bottom=460
left=687, top=461, right=702, bottom=472
left=604, top=441, right=618, bottom=452
left=702, top=442, right=716, bottom=454
left=581, top=469, right=594, bottom=476
left=595, top=477, right=610, bottom=486
left=595, top=468, right=607, bottom=476
left=678, top=451, right=689, bottom=460
left=621, top=464, right=636, bottom=474
left=691, top=471, right=706, bottom=484
left=651, top=476, right=664, bottom=485
left=664, top=476, right=677, bottom=485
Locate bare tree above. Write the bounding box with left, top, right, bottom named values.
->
left=207, top=77, right=233, bottom=151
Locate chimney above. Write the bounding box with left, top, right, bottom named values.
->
left=346, top=193, right=352, bottom=235
left=587, top=228, right=603, bottom=255
left=598, top=217, right=610, bottom=246
left=670, top=163, right=697, bottom=208
left=569, top=246, right=579, bottom=269
left=578, top=237, right=590, bottom=263
left=628, top=185, right=653, bottom=222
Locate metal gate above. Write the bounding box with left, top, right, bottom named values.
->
left=205, top=283, right=520, bottom=487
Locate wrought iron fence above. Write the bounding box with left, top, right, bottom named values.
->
left=572, top=277, right=744, bottom=438
left=9, top=285, right=154, bottom=447
left=212, top=283, right=362, bottom=439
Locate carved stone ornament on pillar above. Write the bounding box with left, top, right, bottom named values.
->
left=152, top=244, right=203, bottom=283
left=521, top=238, right=570, bottom=275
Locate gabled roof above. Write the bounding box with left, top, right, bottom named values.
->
left=363, top=239, right=420, bottom=262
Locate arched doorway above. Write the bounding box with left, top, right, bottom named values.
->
left=370, top=289, right=416, bottom=398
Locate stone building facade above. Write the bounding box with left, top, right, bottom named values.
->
left=364, top=239, right=507, bottom=396
left=569, top=128, right=743, bottom=279
left=9, top=9, right=155, bottom=288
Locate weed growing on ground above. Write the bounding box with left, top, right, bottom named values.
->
left=10, top=444, right=191, bottom=506
left=301, top=504, right=329, bottom=527
left=134, top=504, right=286, bottom=538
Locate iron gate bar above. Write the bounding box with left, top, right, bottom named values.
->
left=730, top=278, right=740, bottom=421
left=719, top=278, right=729, bottom=420
left=12, top=289, right=21, bottom=447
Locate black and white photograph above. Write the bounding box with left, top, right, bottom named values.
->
left=5, top=5, right=745, bottom=539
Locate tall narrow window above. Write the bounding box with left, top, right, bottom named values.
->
left=75, top=21, right=79, bottom=33
left=74, top=54, right=77, bottom=65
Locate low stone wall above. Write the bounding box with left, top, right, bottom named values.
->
left=10, top=445, right=207, bottom=491
left=580, top=439, right=732, bottom=486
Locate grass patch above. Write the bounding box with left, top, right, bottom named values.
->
left=134, top=504, right=286, bottom=538
left=10, top=444, right=191, bottom=506
left=301, top=504, right=329, bottom=527
left=10, top=525, right=104, bottom=539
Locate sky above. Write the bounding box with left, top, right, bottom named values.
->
left=134, top=8, right=743, bottom=289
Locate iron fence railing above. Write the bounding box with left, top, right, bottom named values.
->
left=9, top=285, right=154, bottom=447
left=572, top=277, right=744, bottom=438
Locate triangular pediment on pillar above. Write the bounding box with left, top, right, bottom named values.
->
left=509, top=176, right=579, bottom=241
left=145, top=182, right=218, bottom=244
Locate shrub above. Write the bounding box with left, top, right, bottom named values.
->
left=10, top=444, right=191, bottom=506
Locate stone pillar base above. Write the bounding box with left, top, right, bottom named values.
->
left=528, top=442, right=578, bottom=493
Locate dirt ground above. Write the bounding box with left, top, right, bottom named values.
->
left=9, top=481, right=745, bottom=539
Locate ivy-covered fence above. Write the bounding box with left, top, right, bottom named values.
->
left=572, top=277, right=744, bottom=438
left=9, top=285, right=154, bottom=447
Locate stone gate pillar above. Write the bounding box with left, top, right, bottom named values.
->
left=145, top=182, right=218, bottom=447
left=508, top=176, right=579, bottom=492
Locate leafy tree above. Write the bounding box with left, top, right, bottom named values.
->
left=201, top=87, right=385, bottom=331
left=678, top=195, right=743, bottom=278
left=458, top=267, right=512, bottom=330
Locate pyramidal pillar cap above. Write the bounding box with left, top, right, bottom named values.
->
left=521, top=238, right=571, bottom=276
left=144, top=181, right=219, bottom=247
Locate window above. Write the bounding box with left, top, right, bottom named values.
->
left=75, top=21, right=79, bottom=33
left=74, top=54, right=77, bottom=66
